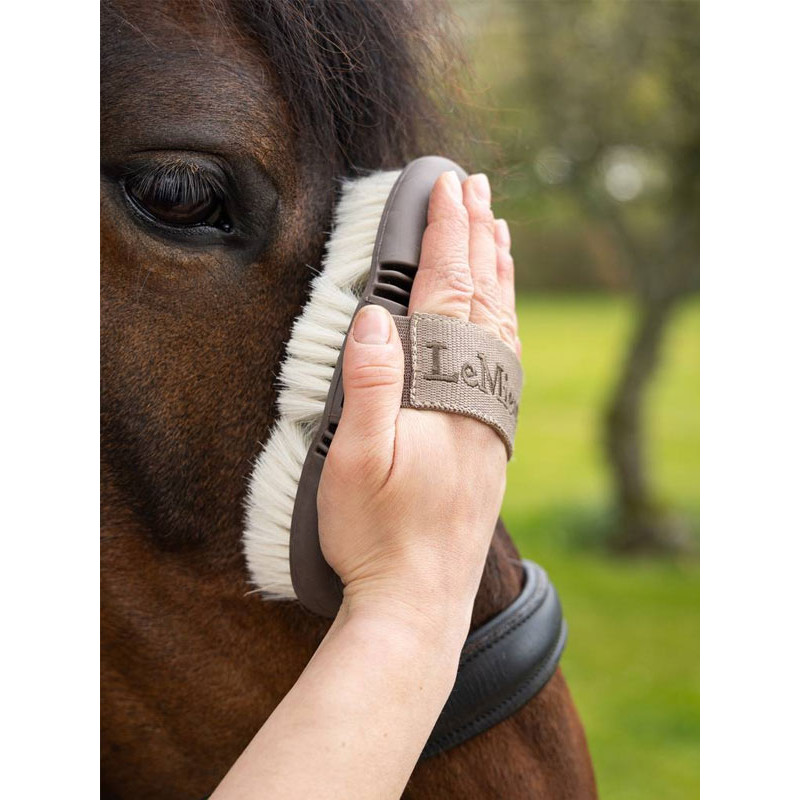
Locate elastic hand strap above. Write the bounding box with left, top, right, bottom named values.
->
left=392, top=313, right=522, bottom=458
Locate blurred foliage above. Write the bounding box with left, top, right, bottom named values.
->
left=504, top=296, right=699, bottom=799
left=453, top=4, right=701, bottom=792
left=455, top=0, right=699, bottom=295
left=503, top=295, right=699, bottom=545
left=540, top=548, right=699, bottom=800
left=451, top=0, right=699, bottom=551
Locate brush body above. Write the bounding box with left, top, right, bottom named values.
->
left=245, top=156, right=468, bottom=609
left=244, top=171, right=399, bottom=598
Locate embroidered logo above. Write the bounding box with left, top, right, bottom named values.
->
left=422, top=340, right=519, bottom=414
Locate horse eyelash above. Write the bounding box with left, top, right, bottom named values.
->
left=123, top=162, right=226, bottom=206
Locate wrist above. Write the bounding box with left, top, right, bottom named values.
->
left=336, top=579, right=473, bottom=663
left=328, top=601, right=464, bottom=706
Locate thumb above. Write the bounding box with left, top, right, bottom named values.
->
left=335, top=304, right=404, bottom=479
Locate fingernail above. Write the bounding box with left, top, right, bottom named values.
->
left=442, top=170, right=463, bottom=203
left=473, top=173, right=491, bottom=205
left=353, top=305, right=391, bottom=344
left=495, top=218, right=511, bottom=248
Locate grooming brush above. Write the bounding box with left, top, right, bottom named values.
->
left=244, top=157, right=467, bottom=616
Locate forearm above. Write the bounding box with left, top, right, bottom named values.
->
left=211, top=596, right=471, bottom=800
left=212, top=170, right=513, bottom=798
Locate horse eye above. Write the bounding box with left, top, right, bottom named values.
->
left=124, top=168, right=232, bottom=232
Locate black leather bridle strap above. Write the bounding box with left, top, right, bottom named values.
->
left=421, top=559, right=567, bottom=759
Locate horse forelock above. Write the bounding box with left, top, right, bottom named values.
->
left=228, top=0, right=464, bottom=171
left=103, top=0, right=464, bottom=173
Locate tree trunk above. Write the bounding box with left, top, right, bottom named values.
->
left=604, top=295, right=689, bottom=553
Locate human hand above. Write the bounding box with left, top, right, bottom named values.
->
left=317, top=171, right=518, bottom=637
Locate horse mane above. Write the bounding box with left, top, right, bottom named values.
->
left=230, top=0, right=466, bottom=172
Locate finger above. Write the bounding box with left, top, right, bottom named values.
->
left=408, top=171, right=472, bottom=320
left=462, top=174, right=502, bottom=338
left=333, top=305, right=404, bottom=481
left=494, top=219, right=518, bottom=351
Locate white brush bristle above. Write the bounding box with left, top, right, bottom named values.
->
left=243, top=170, right=400, bottom=598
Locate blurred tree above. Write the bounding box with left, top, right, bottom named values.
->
left=469, top=0, right=699, bottom=551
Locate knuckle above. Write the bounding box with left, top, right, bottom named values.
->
left=450, top=202, right=470, bottom=228
left=437, top=264, right=474, bottom=300
left=473, top=284, right=501, bottom=318
left=497, top=250, right=514, bottom=276
left=347, top=360, right=403, bottom=391
left=500, top=314, right=517, bottom=344
left=469, top=204, right=496, bottom=229
left=499, top=303, right=516, bottom=325
left=425, top=291, right=472, bottom=318
left=428, top=204, right=469, bottom=232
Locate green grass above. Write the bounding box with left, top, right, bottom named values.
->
left=503, top=295, right=699, bottom=799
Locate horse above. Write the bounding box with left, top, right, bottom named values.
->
left=100, top=1, right=597, bottom=797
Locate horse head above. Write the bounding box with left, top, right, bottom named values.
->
left=101, top=1, right=595, bottom=796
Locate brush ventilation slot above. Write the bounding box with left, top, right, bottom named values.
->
left=371, top=262, right=417, bottom=313
left=315, top=420, right=339, bottom=457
